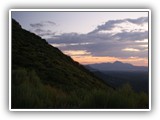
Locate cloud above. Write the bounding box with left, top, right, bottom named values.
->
left=44, top=17, right=148, bottom=59
left=30, top=21, right=56, bottom=38
left=127, top=17, right=148, bottom=24
left=30, top=23, right=44, bottom=28
left=63, top=50, right=91, bottom=56
left=45, top=21, right=56, bottom=25
left=30, top=21, right=56, bottom=28
left=135, top=39, right=148, bottom=43
left=48, top=32, right=148, bottom=58
left=138, top=44, right=148, bottom=48
left=88, top=19, right=124, bottom=34
left=122, top=48, right=140, bottom=52
left=31, top=28, right=55, bottom=38
left=88, top=17, right=148, bottom=34
left=51, top=42, right=94, bottom=47
left=113, top=31, right=148, bottom=41
left=34, top=29, right=46, bottom=33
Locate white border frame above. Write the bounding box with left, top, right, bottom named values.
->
left=9, top=9, right=151, bottom=111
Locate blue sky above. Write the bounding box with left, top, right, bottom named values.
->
left=12, top=11, right=148, bottom=66
left=12, top=11, right=148, bottom=34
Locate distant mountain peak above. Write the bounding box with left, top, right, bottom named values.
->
left=113, top=61, right=123, bottom=64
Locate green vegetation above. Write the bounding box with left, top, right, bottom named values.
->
left=11, top=19, right=149, bottom=109
left=12, top=68, right=148, bottom=109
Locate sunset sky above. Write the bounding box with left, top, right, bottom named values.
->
left=12, top=11, right=149, bottom=66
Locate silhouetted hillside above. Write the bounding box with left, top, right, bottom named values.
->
left=11, top=19, right=149, bottom=109
left=12, top=19, right=108, bottom=91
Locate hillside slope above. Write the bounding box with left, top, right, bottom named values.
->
left=12, top=19, right=108, bottom=91
left=11, top=19, right=148, bottom=109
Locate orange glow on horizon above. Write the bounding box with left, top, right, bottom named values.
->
left=70, top=55, right=148, bottom=66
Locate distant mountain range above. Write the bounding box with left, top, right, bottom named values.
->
left=85, top=61, right=148, bottom=71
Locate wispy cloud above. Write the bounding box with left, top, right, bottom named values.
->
left=135, top=39, right=148, bottom=43
left=63, top=50, right=91, bottom=56
left=138, top=45, right=148, bottom=48
left=30, top=23, right=44, bottom=28
left=122, top=48, right=140, bottom=52
left=30, top=21, right=56, bottom=28
left=30, top=21, right=56, bottom=38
